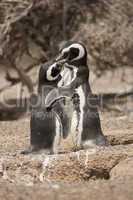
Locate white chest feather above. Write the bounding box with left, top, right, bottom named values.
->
left=71, top=85, right=86, bottom=146
left=58, top=66, right=77, bottom=87
left=53, top=112, right=62, bottom=154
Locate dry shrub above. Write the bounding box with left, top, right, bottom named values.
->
left=0, top=0, right=133, bottom=80
left=74, top=0, right=133, bottom=75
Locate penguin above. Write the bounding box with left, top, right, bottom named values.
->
left=38, top=60, right=71, bottom=140
left=47, top=41, right=108, bottom=149
left=22, top=61, right=66, bottom=155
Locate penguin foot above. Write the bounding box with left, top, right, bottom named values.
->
left=20, top=146, right=55, bottom=155
left=81, top=136, right=109, bottom=150
left=20, top=147, right=34, bottom=155
left=96, top=135, right=109, bottom=147
left=81, top=140, right=97, bottom=149
left=20, top=146, right=44, bottom=155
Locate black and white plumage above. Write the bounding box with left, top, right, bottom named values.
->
left=29, top=61, right=66, bottom=154
left=52, top=41, right=107, bottom=148
left=24, top=41, right=107, bottom=155
left=38, top=60, right=71, bottom=140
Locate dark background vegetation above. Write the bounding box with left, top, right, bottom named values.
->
left=0, top=0, right=133, bottom=118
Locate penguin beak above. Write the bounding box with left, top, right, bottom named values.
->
left=55, top=53, right=63, bottom=61
left=55, top=54, right=68, bottom=64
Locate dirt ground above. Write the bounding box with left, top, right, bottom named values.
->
left=0, top=67, right=133, bottom=200
left=0, top=110, right=133, bottom=200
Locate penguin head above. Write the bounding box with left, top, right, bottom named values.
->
left=56, top=42, right=87, bottom=67
left=39, top=61, right=62, bottom=88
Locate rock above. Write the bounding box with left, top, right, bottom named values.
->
left=110, top=157, right=133, bottom=180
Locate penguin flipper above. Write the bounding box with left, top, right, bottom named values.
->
left=45, top=88, right=71, bottom=109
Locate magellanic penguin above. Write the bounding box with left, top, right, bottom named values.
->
left=29, top=61, right=65, bottom=154
left=49, top=41, right=108, bottom=149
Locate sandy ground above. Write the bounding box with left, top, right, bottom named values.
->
left=0, top=67, right=133, bottom=200
left=0, top=108, right=132, bottom=200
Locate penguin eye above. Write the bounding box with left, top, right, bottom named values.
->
left=69, top=48, right=79, bottom=60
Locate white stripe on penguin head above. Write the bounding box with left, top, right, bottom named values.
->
left=62, top=43, right=85, bottom=61
left=46, top=63, right=59, bottom=81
